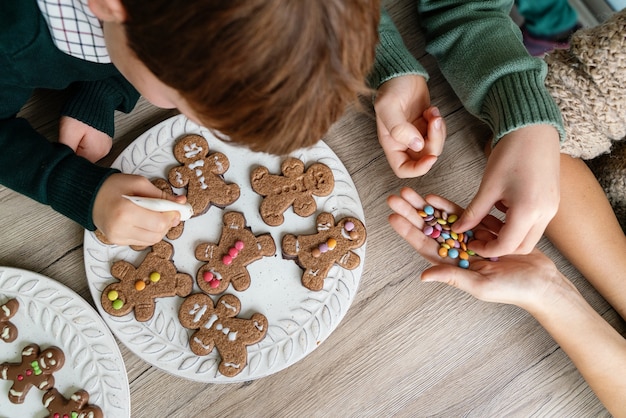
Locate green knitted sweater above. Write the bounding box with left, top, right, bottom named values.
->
left=376, top=1, right=565, bottom=145
left=1, top=0, right=563, bottom=231
left=0, top=0, right=137, bottom=230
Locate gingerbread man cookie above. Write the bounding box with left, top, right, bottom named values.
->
left=178, top=293, right=268, bottom=377
left=101, top=240, right=193, bottom=322
left=94, top=177, right=185, bottom=249
left=42, top=388, right=103, bottom=418
left=195, top=211, right=275, bottom=294
left=282, top=212, right=366, bottom=291
left=250, top=157, right=334, bottom=226
left=0, top=343, right=65, bottom=404
left=168, top=134, right=240, bottom=216
left=1, top=298, right=19, bottom=343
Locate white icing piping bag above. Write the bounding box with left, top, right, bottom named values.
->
left=122, top=195, right=194, bottom=221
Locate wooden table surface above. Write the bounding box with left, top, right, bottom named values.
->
left=2, top=1, right=623, bottom=416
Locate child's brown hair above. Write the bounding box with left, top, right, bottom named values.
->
left=122, top=0, right=381, bottom=154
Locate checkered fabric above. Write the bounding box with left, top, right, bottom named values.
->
left=36, top=0, right=110, bottom=63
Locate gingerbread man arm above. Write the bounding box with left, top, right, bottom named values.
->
left=1, top=299, right=19, bottom=343
left=208, top=152, right=230, bottom=175
left=168, top=165, right=191, bottom=189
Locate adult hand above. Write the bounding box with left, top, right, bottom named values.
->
left=387, top=187, right=561, bottom=309
left=451, top=125, right=561, bottom=257
left=59, top=116, right=113, bottom=163
left=92, top=173, right=186, bottom=246
left=374, top=75, right=446, bottom=178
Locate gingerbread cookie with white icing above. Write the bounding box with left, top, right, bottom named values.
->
left=195, top=211, right=275, bottom=294
left=282, top=212, right=366, bottom=291
left=0, top=343, right=65, bottom=404
left=42, top=388, right=103, bottom=418
left=178, top=293, right=268, bottom=377
left=250, top=157, right=334, bottom=226
left=101, top=240, right=193, bottom=322
left=168, top=134, right=240, bottom=216
left=1, top=298, right=19, bottom=343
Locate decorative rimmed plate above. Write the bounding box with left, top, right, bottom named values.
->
left=84, top=115, right=366, bottom=383
left=0, top=267, right=130, bottom=418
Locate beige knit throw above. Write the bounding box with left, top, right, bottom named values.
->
left=543, top=9, right=626, bottom=230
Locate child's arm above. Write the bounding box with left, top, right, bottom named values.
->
left=371, top=8, right=446, bottom=178
left=412, top=0, right=565, bottom=257
left=59, top=74, right=140, bottom=162
left=387, top=188, right=626, bottom=416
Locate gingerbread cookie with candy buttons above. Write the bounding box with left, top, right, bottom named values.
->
left=1, top=298, right=19, bottom=343
left=42, top=388, right=103, bottom=418
left=101, top=240, right=193, bottom=322
left=168, top=134, right=240, bottom=216
left=250, top=157, right=334, bottom=226
left=195, top=211, right=275, bottom=294
left=0, top=343, right=65, bottom=404
left=282, top=212, right=366, bottom=291
left=178, top=293, right=268, bottom=377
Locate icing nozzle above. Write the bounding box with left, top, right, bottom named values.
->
left=122, top=195, right=194, bottom=221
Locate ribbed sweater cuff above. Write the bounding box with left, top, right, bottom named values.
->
left=61, top=81, right=120, bottom=137
left=482, top=71, right=565, bottom=147
left=368, top=30, right=429, bottom=89
left=48, top=151, right=119, bottom=230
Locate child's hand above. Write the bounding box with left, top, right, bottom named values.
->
left=374, top=75, right=446, bottom=178
left=59, top=116, right=113, bottom=163
left=451, top=125, right=561, bottom=257
left=92, top=173, right=185, bottom=246
left=387, top=187, right=563, bottom=310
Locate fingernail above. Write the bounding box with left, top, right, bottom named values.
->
left=431, top=107, right=441, bottom=117
left=408, top=137, right=423, bottom=152
left=434, top=118, right=442, bottom=130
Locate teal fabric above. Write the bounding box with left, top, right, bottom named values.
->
left=516, top=0, right=578, bottom=38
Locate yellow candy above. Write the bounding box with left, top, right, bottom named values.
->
left=107, top=290, right=118, bottom=301
left=149, top=272, right=161, bottom=282
left=447, top=214, right=458, bottom=223
left=327, top=238, right=337, bottom=249
left=135, top=280, right=146, bottom=291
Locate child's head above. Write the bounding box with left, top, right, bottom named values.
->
left=95, top=0, right=381, bottom=154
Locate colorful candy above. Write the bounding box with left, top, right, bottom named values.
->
left=418, top=205, right=479, bottom=269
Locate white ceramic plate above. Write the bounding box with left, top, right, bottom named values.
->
left=0, top=267, right=130, bottom=418
left=84, top=115, right=366, bottom=383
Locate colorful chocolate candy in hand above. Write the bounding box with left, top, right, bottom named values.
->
left=418, top=205, right=476, bottom=269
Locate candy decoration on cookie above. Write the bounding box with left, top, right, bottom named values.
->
left=195, top=211, right=276, bottom=294
left=42, top=388, right=103, bottom=418
left=1, top=298, right=19, bottom=343
left=101, top=240, right=193, bottom=322
left=282, top=212, right=366, bottom=291
left=168, top=134, right=240, bottom=216
left=418, top=205, right=494, bottom=269
left=178, top=293, right=268, bottom=377
left=0, top=343, right=65, bottom=404
left=250, top=157, right=334, bottom=226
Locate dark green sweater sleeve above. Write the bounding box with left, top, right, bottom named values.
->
left=62, top=73, right=139, bottom=137
left=416, top=0, right=565, bottom=145
left=369, top=7, right=429, bottom=89
left=0, top=118, right=119, bottom=230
